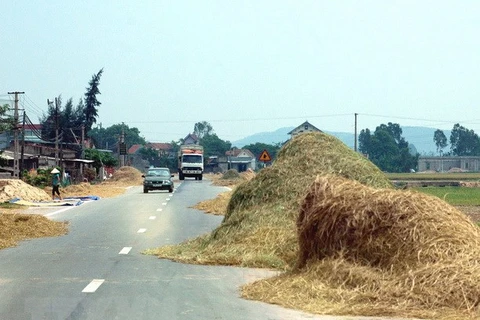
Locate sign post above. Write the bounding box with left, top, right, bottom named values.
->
left=259, top=149, right=272, bottom=167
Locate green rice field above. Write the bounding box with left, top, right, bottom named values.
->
left=413, top=186, right=480, bottom=206
left=386, top=172, right=480, bottom=181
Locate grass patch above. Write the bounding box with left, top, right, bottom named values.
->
left=413, top=186, right=480, bottom=206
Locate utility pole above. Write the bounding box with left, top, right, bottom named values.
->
left=8, top=91, right=24, bottom=178
left=119, top=123, right=125, bottom=167
left=20, top=110, right=26, bottom=178
left=80, top=125, right=85, bottom=181
left=354, top=113, right=358, bottom=152
left=54, top=97, right=59, bottom=167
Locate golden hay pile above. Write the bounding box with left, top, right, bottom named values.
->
left=104, top=166, right=143, bottom=186
left=192, top=190, right=233, bottom=215
left=297, top=175, right=480, bottom=270
left=149, top=132, right=392, bottom=269
left=0, top=213, right=68, bottom=249
left=0, top=179, right=51, bottom=202
left=58, top=166, right=144, bottom=198
left=243, top=175, right=480, bottom=319
left=226, top=133, right=392, bottom=216
left=209, top=169, right=256, bottom=188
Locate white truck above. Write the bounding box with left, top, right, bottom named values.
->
left=177, top=144, right=204, bottom=180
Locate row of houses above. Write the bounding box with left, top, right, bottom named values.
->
left=0, top=124, right=96, bottom=180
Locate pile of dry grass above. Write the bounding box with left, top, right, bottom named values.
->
left=149, top=132, right=392, bottom=269
left=0, top=179, right=51, bottom=202
left=242, top=175, right=480, bottom=319
left=297, top=174, right=480, bottom=270
left=192, top=190, right=233, bottom=215
left=209, top=169, right=256, bottom=188
left=105, top=166, right=143, bottom=186
left=222, top=169, right=241, bottom=179
left=0, top=213, right=68, bottom=249
left=226, top=133, right=392, bottom=216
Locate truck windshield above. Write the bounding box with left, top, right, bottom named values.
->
left=182, top=155, right=202, bottom=163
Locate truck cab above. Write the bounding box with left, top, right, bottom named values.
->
left=178, top=145, right=204, bottom=180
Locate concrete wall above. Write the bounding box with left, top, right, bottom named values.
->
left=418, top=156, right=480, bottom=172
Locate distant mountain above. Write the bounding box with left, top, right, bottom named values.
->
left=232, top=126, right=451, bottom=156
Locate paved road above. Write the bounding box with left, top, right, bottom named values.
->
left=0, top=180, right=413, bottom=320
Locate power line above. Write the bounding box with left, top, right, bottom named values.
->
left=110, top=113, right=353, bottom=125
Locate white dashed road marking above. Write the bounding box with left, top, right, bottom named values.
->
left=162, top=203, right=167, bottom=206
left=149, top=216, right=156, bottom=220
left=82, top=279, right=105, bottom=293
left=119, top=247, right=132, bottom=255
left=156, top=208, right=163, bottom=212
left=137, top=228, right=147, bottom=233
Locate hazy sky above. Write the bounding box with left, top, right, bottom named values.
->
left=2, top=1, right=479, bottom=144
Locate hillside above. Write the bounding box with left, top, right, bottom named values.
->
left=232, top=126, right=451, bottom=155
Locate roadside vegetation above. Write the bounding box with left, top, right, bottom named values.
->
left=147, top=132, right=480, bottom=320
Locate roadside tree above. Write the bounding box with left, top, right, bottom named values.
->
left=84, top=148, right=118, bottom=174
left=359, top=122, right=418, bottom=172
left=193, top=121, right=213, bottom=139
left=84, top=68, right=104, bottom=132
left=201, top=133, right=232, bottom=158
left=449, top=123, right=480, bottom=156
left=433, top=129, right=448, bottom=156
left=88, top=123, right=146, bottom=151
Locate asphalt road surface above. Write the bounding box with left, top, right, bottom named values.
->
left=0, top=179, right=411, bottom=320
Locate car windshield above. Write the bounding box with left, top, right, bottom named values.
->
left=147, top=169, right=170, bottom=177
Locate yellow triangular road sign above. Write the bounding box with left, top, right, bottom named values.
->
left=259, top=149, right=272, bottom=162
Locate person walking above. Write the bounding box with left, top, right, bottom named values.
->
left=51, top=168, right=63, bottom=201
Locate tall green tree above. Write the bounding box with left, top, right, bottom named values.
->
left=84, top=148, right=118, bottom=173
left=359, top=122, right=418, bottom=172
left=449, top=123, right=480, bottom=156
left=88, top=123, right=146, bottom=151
left=40, top=96, right=85, bottom=145
left=0, top=103, right=15, bottom=132
left=200, top=133, right=231, bottom=158
left=193, top=121, right=213, bottom=139
left=0, top=104, right=15, bottom=166
left=433, top=129, right=448, bottom=155
left=84, top=68, right=104, bottom=132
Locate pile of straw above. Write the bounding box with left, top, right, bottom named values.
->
left=297, top=175, right=480, bottom=271
left=105, top=166, right=143, bottom=185
left=227, top=132, right=392, bottom=216
left=286, top=174, right=480, bottom=316
left=150, top=132, right=393, bottom=269
left=0, top=213, right=68, bottom=249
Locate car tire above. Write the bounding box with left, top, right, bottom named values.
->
left=169, top=187, right=173, bottom=193
left=143, top=188, right=148, bottom=193
left=199, top=175, right=203, bottom=181
left=179, top=172, right=184, bottom=180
